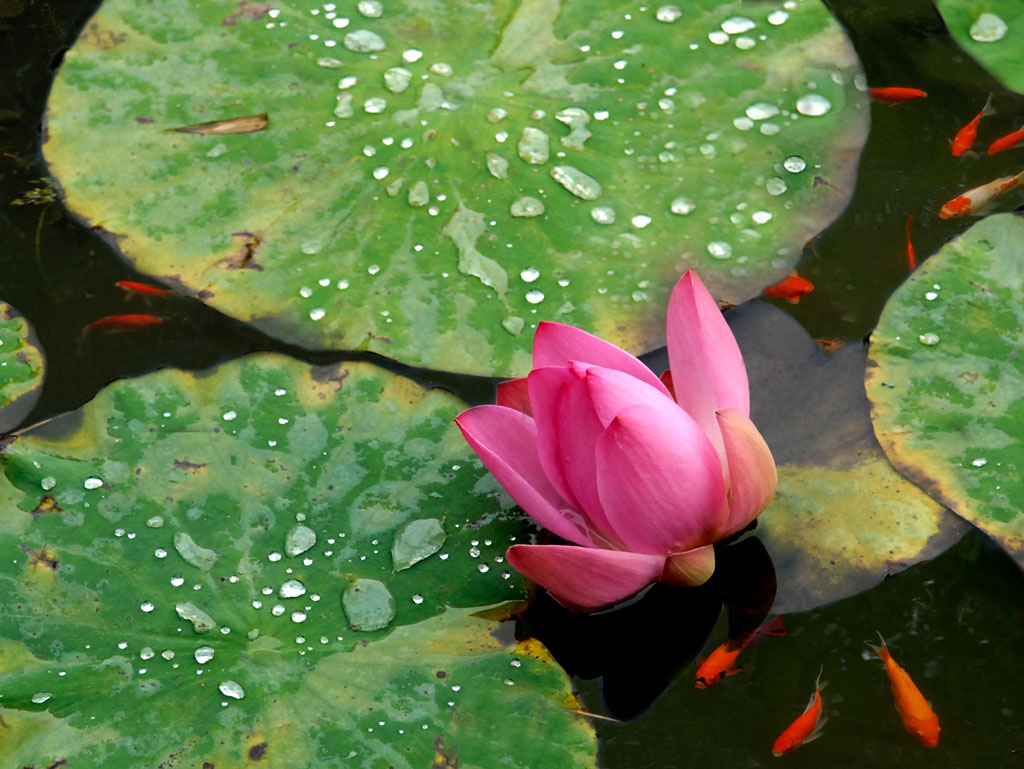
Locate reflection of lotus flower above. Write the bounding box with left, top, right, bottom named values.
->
left=455, top=271, right=777, bottom=611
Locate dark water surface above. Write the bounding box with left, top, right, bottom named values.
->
left=1, top=1, right=1022, bottom=767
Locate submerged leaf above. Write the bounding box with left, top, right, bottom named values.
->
left=0, top=302, right=44, bottom=432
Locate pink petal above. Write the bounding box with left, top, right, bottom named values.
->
left=581, top=365, right=681, bottom=429
left=595, top=403, right=728, bottom=554
left=666, top=272, right=750, bottom=441
left=715, top=408, right=778, bottom=538
left=533, top=321, right=671, bottom=397
left=663, top=545, right=716, bottom=587
left=496, top=377, right=531, bottom=415
left=506, top=544, right=666, bottom=611
left=527, top=366, right=588, bottom=512
left=455, top=406, right=591, bottom=546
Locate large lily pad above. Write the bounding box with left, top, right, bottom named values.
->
left=937, top=1, right=1024, bottom=91
left=0, top=355, right=596, bottom=767
left=725, top=302, right=967, bottom=613
left=0, top=302, right=44, bottom=432
left=45, top=0, right=868, bottom=377
left=867, top=213, right=1024, bottom=568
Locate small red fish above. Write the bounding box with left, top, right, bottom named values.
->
left=772, top=668, right=827, bottom=756
left=905, top=215, right=917, bottom=270
left=987, top=127, right=1024, bottom=155
left=869, top=633, right=940, bottom=748
left=952, top=93, right=995, bottom=156
left=939, top=169, right=1024, bottom=218
left=115, top=280, right=171, bottom=295
left=763, top=272, right=814, bottom=304
left=84, top=314, right=164, bottom=333
left=869, top=87, right=927, bottom=104
left=695, top=616, right=786, bottom=689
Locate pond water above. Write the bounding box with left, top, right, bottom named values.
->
left=0, top=0, right=1021, bottom=767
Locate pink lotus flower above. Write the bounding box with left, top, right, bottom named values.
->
left=455, top=271, right=777, bottom=611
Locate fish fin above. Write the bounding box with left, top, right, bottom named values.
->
left=981, top=91, right=996, bottom=118
left=724, top=666, right=742, bottom=678
left=761, top=615, right=788, bottom=638
left=803, top=715, right=828, bottom=744
left=959, top=149, right=981, bottom=160
left=867, top=631, right=889, bottom=661
left=815, top=665, right=828, bottom=692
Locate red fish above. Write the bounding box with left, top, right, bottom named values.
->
left=115, top=280, right=171, bottom=295
left=772, top=668, right=827, bottom=756
left=952, top=93, right=995, bottom=156
left=905, top=215, right=917, bottom=270
left=869, top=634, right=940, bottom=748
left=987, top=127, right=1024, bottom=155
left=939, top=170, right=1024, bottom=218
left=869, top=87, right=927, bottom=104
left=84, top=314, right=164, bottom=333
left=763, top=272, right=814, bottom=304
left=695, top=616, right=786, bottom=688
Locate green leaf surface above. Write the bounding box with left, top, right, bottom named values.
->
left=0, top=355, right=596, bottom=767
left=724, top=302, right=968, bottom=613
left=936, top=0, right=1024, bottom=91
left=867, top=213, right=1024, bottom=568
left=0, top=302, right=44, bottom=432
left=45, top=0, right=868, bottom=376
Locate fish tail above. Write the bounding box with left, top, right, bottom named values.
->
left=982, top=91, right=996, bottom=118
left=759, top=615, right=788, bottom=638
left=815, top=664, right=828, bottom=692
left=868, top=631, right=891, bottom=661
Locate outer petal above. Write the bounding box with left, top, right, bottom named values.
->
left=507, top=544, right=666, bottom=611
left=715, top=408, right=778, bottom=538
left=666, top=272, right=750, bottom=441
left=496, top=377, right=531, bottom=415
left=663, top=545, right=716, bottom=587
left=595, top=403, right=728, bottom=554
left=527, top=366, right=585, bottom=512
left=533, top=321, right=671, bottom=397
left=455, top=406, right=591, bottom=546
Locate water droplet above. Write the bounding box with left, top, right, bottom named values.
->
left=317, top=57, right=343, bottom=68
left=357, top=0, right=383, bottom=18
left=286, top=525, right=317, bottom=557
left=524, top=289, right=545, bottom=305
left=708, top=30, right=729, bottom=45
left=745, top=102, right=779, bottom=120
left=796, top=93, right=832, bottom=117
left=173, top=532, right=219, bottom=571
left=333, top=92, right=354, bottom=119
left=656, top=5, right=681, bottom=23
left=485, top=153, right=509, bottom=180
left=783, top=155, right=806, bottom=173
left=925, top=291, right=939, bottom=301
left=707, top=241, right=733, bottom=260
left=402, top=48, right=423, bottom=63
left=768, top=10, right=789, bottom=25
left=84, top=477, right=103, bottom=490
left=722, top=16, right=756, bottom=34
left=971, top=457, right=989, bottom=467
left=759, top=122, right=780, bottom=136
left=170, top=576, right=184, bottom=587
left=477, top=563, right=490, bottom=573
left=591, top=206, right=616, bottom=224
left=41, top=476, right=56, bottom=490
left=338, top=75, right=358, bottom=90
left=406, top=180, right=430, bottom=207
left=631, top=214, right=652, bottom=229
left=766, top=177, right=788, bottom=196
left=176, top=602, right=218, bottom=634
left=382, top=66, right=412, bottom=94
left=550, top=165, right=602, bottom=200
left=222, top=410, right=238, bottom=422
left=520, top=267, right=541, bottom=283
left=970, top=13, right=1007, bottom=43
left=510, top=196, right=545, bottom=217
left=733, top=116, right=754, bottom=131
left=280, top=579, right=307, bottom=598
left=412, top=593, right=425, bottom=605
left=146, top=516, right=164, bottom=529
left=140, top=647, right=155, bottom=660
left=428, top=62, right=453, bottom=76
left=161, top=649, right=175, bottom=660
left=918, top=333, right=940, bottom=346
left=517, top=127, right=550, bottom=165
left=344, top=29, right=386, bottom=53
left=671, top=197, right=696, bottom=215
left=31, top=692, right=51, bottom=704
left=332, top=18, right=350, bottom=29
left=194, top=646, right=215, bottom=664
left=487, top=108, right=508, bottom=123
left=219, top=680, right=245, bottom=700
left=363, top=97, right=387, bottom=114
left=752, top=210, right=772, bottom=225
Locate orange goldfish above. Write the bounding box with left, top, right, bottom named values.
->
left=939, top=170, right=1024, bottom=218
left=869, top=633, right=940, bottom=748
left=763, top=272, right=814, bottom=304
left=905, top=215, right=917, bottom=270
left=115, top=280, right=171, bottom=295
left=772, top=668, right=827, bottom=756
left=869, top=87, right=927, bottom=104
left=84, top=314, right=164, bottom=333
left=952, top=93, right=995, bottom=156
left=695, top=615, right=786, bottom=688
left=987, top=127, right=1024, bottom=155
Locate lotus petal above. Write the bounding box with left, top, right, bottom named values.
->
left=496, top=377, right=531, bottom=415
left=662, top=545, right=717, bottom=587
left=715, top=408, right=778, bottom=538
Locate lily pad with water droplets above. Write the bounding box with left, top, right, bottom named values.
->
left=0, top=302, right=44, bottom=433
left=44, top=0, right=868, bottom=377
left=936, top=1, right=1024, bottom=90
left=0, top=355, right=597, bottom=767
left=867, top=213, right=1024, bottom=568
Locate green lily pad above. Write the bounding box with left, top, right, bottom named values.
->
left=725, top=302, right=968, bottom=613
left=0, top=302, right=44, bottom=432
left=45, top=0, right=868, bottom=377
left=0, top=355, right=597, bottom=766
left=936, top=1, right=1024, bottom=91
left=867, top=213, right=1024, bottom=568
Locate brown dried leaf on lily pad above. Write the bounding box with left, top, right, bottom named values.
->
left=173, top=113, right=268, bottom=135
